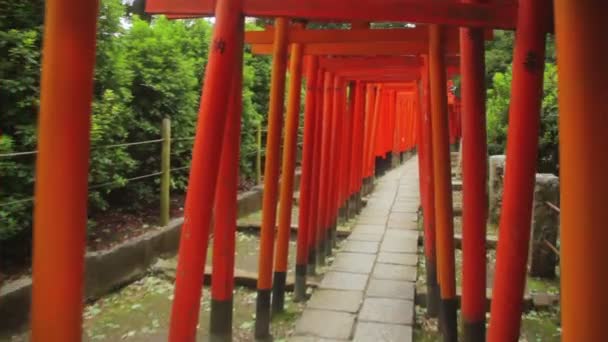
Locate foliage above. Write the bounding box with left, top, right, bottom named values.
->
left=0, top=0, right=271, bottom=241
left=485, top=63, right=559, bottom=174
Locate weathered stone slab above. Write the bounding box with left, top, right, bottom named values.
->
left=380, top=237, right=418, bottom=253
left=377, top=252, right=418, bottom=266
left=320, top=271, right=369, bottom=291
left=342, top=240, right=379, bottom=254
left=366, top=279, right=415, bottom=300
left=372, top=263, right=417, bottom=282
left=295, top=309, right=356, bottom=340
left=348, top=232, right=383, bottom=242
left=353, top=322, right=413, bottom=342
left=352, top=224, right=386, bottom=235
left=385, top=229, right=419, bottom=239
left=332, top=253, right=376, bottom=274
left=289, top=336, right=348, bottom=342
left=308, top=289, right=364, bottom=313
left=357, top=215, right=388, bottom=225
left=359, top=298, right=414, bottom=325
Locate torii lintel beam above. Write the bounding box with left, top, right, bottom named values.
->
left=146, top=0, right=529, bottom=30
left=251, top=41, right=460, bottom=56
left=244, top=27, right=494, bottom=45
left=318, top=56, right=461, bottom=69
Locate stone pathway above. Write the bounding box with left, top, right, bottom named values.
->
left=291, top=157, right=420, bottom=342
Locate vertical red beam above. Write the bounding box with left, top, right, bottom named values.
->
left=429, top=25, right=458, bottom=341
left=168, top=1, right=244, bottom=340
left=488, top=0, right=547, bottom=340
left=294, top=56, right=318, bottom=301
left=209, top=40, right=243, bottom=340
left=307, top=68, right=325, bottom=272
left=554, top=1, right=608, bottom=341
left=340, top=82, right=356, bottom=217
left=30, top=0, right=98, bottom=340
left=255, top=17, right=288, bottom=340
left=350, top=81, right=366, bottom=202
left=368, top=86, right=383, bottom=177
left=361, top=84, right=374, bottom=186
left=327, top=76, right=345, bottom=251
left=273, top=41, right=304, bottom=313
left=460, top=0, right=489, bottom=339
left=316, top=72, right=335, bottom=265
left=418, top=62, right=440, bottom=317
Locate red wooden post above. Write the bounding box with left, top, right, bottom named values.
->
left=209, top=40, right=243, bottom=340
left=350, top=81, right=366, bottom=211
left=459, top=1, right=489, bottom=340
left=255, top=17, right=288, bottom=340
left=168, top=0, right=244, bottom=340
left=554, top=1, right=608, bottom=340
left=30, top=0, right=98, bottom=340
left=488, top=0, right=548, bottom=340
left=295, top=56, right=319, bottom=301
left=273, top=40, right=304, bottom=313
left=327, top=76, right=345, bottom=252
left=308, top=68, right=325, bottom=272
left=429, top=24, right=457, bottom=341
left=418, top=60, right=440, bottom=317
left=316, top=72, right=335, bottom=265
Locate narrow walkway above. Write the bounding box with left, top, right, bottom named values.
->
left=291, top=157, right=420, bottom=342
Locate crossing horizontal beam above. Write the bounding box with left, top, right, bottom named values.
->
left=244, top=27, right=494, bottom=44
left=146, top=0, right=524, bottom=29
left=250, top=40, right=460, bottom=56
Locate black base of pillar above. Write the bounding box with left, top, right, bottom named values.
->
left=294, top=264, right=307, bottom=302
left=331, top=222, right=337, bottom=248
left=254, top=289, right=272, bottom=340
left=426, top=258, right=440, bottom=317
left=316, top=241, right=326, bottom=267
left=271, top=271, right=287, bottom=314
left=307, top=248, right=317, bottom=275
left=463, top=319, right=486, bottom=342
left=440, top=298, right=458, bottom=342
left=210, top=299, right=233, bottom=342
left=325, top=229, right=333, bottom=256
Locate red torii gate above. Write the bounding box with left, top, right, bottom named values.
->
left=29, top=0, right=608, bottom=342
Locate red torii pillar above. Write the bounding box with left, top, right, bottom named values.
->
left=488, top=0, right=549, bottom=340
left=554, top=1, right=608, bottom=341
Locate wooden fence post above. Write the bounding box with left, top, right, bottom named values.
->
left=160, top=117, right=171, bottom=226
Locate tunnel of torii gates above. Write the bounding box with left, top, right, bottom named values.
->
left=25, top=0, right=606, bottom=341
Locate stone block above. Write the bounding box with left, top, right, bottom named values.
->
left=332, top=253, right=376, bottom=274
left=353, top=322, right=413, bottom=342
left=359, top=297, right=414, bottom=325
left=380, top=237, right=418, bottom=253
left=352, top=224, right=386, bottom=235
left=488, top=155, right=506, bottom=225
left=342, top=240, right=379, bottom=254
left=377, top=252, right=418, bottom=266
left=295, top=309, right=356, bottom=340
left=320, top=272, right=369, bottom=291
left=366, top=279, right=415, bottom=300
left=308, top=289, right=364, bottom=313
left=348, top=232, right=383, bottom=242
left=529, top=173, right=560, bottom=278
left=372, top=263, right=417, bottom=282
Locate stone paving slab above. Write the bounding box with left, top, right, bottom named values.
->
left=332, top=253, right=376, bottom=274
left=320, top=272, right=369, bottom=291
left=380, top=237, right=418, bottom=253
left=366, top=279, right=415, bottom=300
left=372, top=263, right=417, bottom=282
left=342, top=240, right=379, bottom=254
left=356, top=216, right=388, bottom=225
left=353, top=322, right=413, bottom=342
left=351, top=225, right=386, bottom=235
left=347, top=232, right=383, bottom=242
left=308, top=289, right=364, bottom=313
left=385, top=228, right=419, bottom=239
left=290, top=336, right=348, bottom=342
left=386, top=219, right=419, bottom=230
left=377, top=252, right=418, bottom=266
left=358, top=297, right=414, bottom=325
left=295, top=310, right=356, bottom=340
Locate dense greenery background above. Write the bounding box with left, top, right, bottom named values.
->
left=0, top=3, right=559, bottom=242
left=0, top=0, right=271, bottom=240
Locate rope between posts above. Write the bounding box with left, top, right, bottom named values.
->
left=0, top=166, right=192, bottom=208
